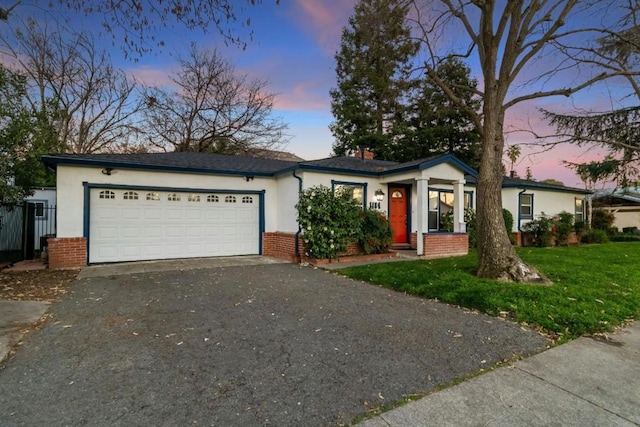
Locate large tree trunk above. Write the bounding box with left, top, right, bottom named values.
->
left=476, top=96, right=550, bottom=284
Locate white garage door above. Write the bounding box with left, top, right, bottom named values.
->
left=89, top=188, right=260, bottom=263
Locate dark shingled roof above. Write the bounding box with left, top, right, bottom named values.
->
left=42, top=152, right=299, bottom=176
left=299, top=156, right=400, bottom=173
left=465, top=174, right=591, bottom=194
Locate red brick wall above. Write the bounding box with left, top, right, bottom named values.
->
left=263, top=232, right=300, bottom=262
left=263, top=232, right=362, bottom=262
left=422, top=233, right=468, bottom=259
left=410, top=232, right=417, bottom=249
left=48, top=237, right=87, bottom=269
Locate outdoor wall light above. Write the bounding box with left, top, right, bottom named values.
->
left=244, top=175, right=255, bottom=182
left=375, top=189, right=385, bottom=202
left=101, top=167, right=114, bottom=176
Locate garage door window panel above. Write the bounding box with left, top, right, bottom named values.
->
left=168, top=193, right=181, bottom=201
left=99, top=190, right=115, bottom=199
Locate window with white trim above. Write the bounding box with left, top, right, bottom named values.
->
left=575, top=198, right=585, bottom=223
left=167, top=193, right=181, bottom=201
left=519, top=193, right=533, bottom=219
left=225, top=195, right=236, bottom=203
left=123, top=191, right=139, bottom=200
left=188, top=194, right=201, bottom=202
left=428, top=189, right=473, bottom=231
left=207, top=195, right=219, bottom=203
left=99, top=190, right=115, bottom=199
left=146, top=192, right=160, bottom=201
left=242, top=196, right=253, bottom=204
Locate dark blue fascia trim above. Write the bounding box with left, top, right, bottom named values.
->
left=258, top=190, right=265, bottom=255
left=85, top=183, right=264, bottom=195
left=503, top=182, right=591, bottom=194
left=42, top=156, right=277, bottom=178
left=417, top=154, right=478, bottom=177
left=82, top=182, right=90, bottom=262
left=292, top=171, right=303, bottom=257
left=331, top=179, right=368, bottom=208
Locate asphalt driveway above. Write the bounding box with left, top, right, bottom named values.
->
left=0, top=262, right=547, bottom=426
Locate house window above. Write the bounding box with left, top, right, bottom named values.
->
left=167, top=193, right=181, bottom=202
left=332, top=180, right=366, bottom=208
left=29, top=201, right=46, bottom=219
left=225, top=195, right=237, bottom=203
left=242, top=196, right=253, bottom=204
left=99, top=190, right=115, bottom=199
left=428, top=189, right=473, bottom=231
left=207, top=195, right=219, bottom=203
left=519, top=193, right=533, bottom=219
left=123, top=191, right=139, bottom=200
left=146, top=192, right=160, bottom=201
left=575, top=198, right=584, bottom=223
left=188, top=194, right=201, bottom=202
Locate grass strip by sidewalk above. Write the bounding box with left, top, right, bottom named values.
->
left=339, top=242, right=640, bottom=341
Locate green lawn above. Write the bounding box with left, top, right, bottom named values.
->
left=339, top=243, right=640, bottom=341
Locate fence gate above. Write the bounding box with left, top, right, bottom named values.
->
left=0, top=204, right=24, bottom=263
left=0, top=203, right=56, bottom=263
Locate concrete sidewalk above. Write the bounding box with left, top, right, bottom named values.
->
left=359, top=322, right=640, bottom=426
left=0, top=300, right=50, bottom=363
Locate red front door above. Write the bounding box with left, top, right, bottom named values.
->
left=389, top=186, right=408, bottom=244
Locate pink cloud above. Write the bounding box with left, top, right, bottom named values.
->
left=274, top=81, right=329, bottom=111
left=291, top=0, right=355, bottom=53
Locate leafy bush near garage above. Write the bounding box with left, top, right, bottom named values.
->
left=296, top=185, right=361, bottom=259
left=358, top=209, right=393, bottom=254
left=581, top=229, right=609, bottom=244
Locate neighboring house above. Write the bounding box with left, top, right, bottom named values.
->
left=0, top=187, right=57, bottom=262
left=41, top=151, right=588, bottom=268
left=593, top=187, right=640, bottom=230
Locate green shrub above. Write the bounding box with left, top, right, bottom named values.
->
left=358, top=210, right=393, bottom=254
left=553, top=211, right=574, bottom=246
left=522, top=216, right=553, bottom=247
left=574, top=220, right=588, bottom=241
left=502, top=209, right=514, bottom=234
left=610, top=234, right=640, bottom=242
left=464, top=208, right=477, bottom=248
left=622, top=226, right=638, bottom=235
left=581, top=229, right=610, bottom=244
left=591, top=209, right=615, bottom=234
left=296, top=185, right=362, bottom=259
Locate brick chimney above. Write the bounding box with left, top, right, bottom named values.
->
left=352, top=149, right=375, bottom=160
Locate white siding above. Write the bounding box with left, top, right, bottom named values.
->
left=55, top=165, right=280, bottom=238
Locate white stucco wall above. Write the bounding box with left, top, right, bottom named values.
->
left=501, top=187, right=587, bottom=232
left=28, top=188, right=57, bottom=206
left=275, top=171, right=302, bottom=233
left=599, top=206, right=640, bottom=230
left=55, top=165, right=281, bottom=238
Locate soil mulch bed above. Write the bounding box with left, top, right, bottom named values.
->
left=0, top=270, right=78, bottom=302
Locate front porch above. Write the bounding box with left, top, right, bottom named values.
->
left=382, top=159, right=471, bottom=259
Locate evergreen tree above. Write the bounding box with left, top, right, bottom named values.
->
left=398, top=58, right=481, bottom=167
left=330, top=0, right=418, bottom=158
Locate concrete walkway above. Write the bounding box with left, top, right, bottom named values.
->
left=0, top=300, right=50, bottom=363
left=359, top=322, right=640, bottom=426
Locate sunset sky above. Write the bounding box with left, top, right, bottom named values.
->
left=7, top=0, right=628, bottom=188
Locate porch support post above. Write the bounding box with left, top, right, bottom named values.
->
left=416, top=177, right=429, bottom=255
left=453, top=179, right=466, bottom=233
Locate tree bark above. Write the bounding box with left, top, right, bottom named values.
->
left=476, top=93, right=550, bottom=284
